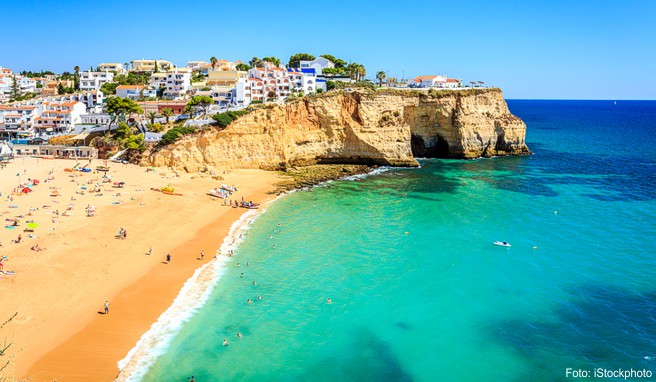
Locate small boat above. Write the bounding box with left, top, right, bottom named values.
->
left=493, top=241, right=511, bottom=247
left=96, top=166, right=110, bottom=172
left=207, top=189, right=227, bottom=199
left=221, top=184, right=237, bottom=192
left=240, top=202, right=260, bottom=209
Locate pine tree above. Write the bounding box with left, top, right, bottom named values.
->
left=9, top=76, right=21, bottom=102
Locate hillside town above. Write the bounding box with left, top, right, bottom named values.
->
left=0, top=54, right=473, bottom=157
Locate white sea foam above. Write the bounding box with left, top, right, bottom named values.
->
left=340, top=166, right=391, bottom=181
left=115, top=204, right=275, bottom=381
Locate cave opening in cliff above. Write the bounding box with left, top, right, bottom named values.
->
left=411, top=134, right=450, bottom=158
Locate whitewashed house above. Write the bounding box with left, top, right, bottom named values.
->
left=287, top=68, right=327, bottom=94
left=80, top=113, right=111, bottom=125
left=33, top=100, right=86, bottom=135
left=116, top=85, right=156, bottom=100
left=163, top=68, right=191, bottom=99
left=18, top=77, right=37, bottom=93
left=79, top=71, right=115, bottom=91
left=149, top=72, right=168, bottom=89
left=98, top=62, right=127, bottom=74
left=131, top=59, right=174, bottom=73
left=413, top=75, right=461, bottom=88
left=298, top=57, right=334, bottom=75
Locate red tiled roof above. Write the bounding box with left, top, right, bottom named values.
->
left=414, top=75, right=439, bottom=81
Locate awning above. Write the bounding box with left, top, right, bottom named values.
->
left=67, top=132, right=90, bottom=141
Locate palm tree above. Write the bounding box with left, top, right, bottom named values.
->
left=124, top=62, right=130, bottom=71
left=376, top=71, right=386, bottom=87
left=210, top=56, right=218, bottom=70
left=74, top=65, right=80, bottom=91
left=357, top=66, right=366, bottom=82
left=146, top=111, right=158, bottom=125
left=161, top=108, right=173, bottom=124
left=348, top=63, right=358, bottom=81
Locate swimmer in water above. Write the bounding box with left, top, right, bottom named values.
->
left=272, top=244, right=276, bottom=248
left=222, top=338, right=229, bottom=346
left=237, top=332, right=243, bottom=339
left=257, top=295, right=262, bottom=300
left=269, top=235, right=273, bottom=239
left=237, top=262, right=241, bottom=267
left=277, top=223, right=281, bottom=227
left=247, top=299, right=252, bottom=304
left=246, top=262, right=250, bottom=266
left=240, top=272, right=244, bottom=278
left=326, top=298, right=332, bottom=304
left=253, top=281, right=257, bottom=285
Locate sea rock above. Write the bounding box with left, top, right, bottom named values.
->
left=144, top=88, right=529, bottom=171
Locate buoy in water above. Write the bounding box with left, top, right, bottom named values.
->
left=533, top=246, right=537, bottom=250
left=405, top=232, right=409, bottom=235
left=554, top=211, right=558, bottom=214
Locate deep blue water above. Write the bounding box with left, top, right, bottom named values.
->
left=125, top=100, right=656, bottom=382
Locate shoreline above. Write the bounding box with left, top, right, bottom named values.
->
left=26, top=197, right=275, bottom=381
left=0, top=158, right=282, bottom=382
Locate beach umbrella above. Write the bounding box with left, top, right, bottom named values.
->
left=27, top=222, right=38, bottom=229
left=32, top=179, right=40, bottom=185
left=21, top=187, right=32, bottom=194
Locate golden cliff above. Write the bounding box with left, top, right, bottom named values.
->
left=144, top=88, right=529, bottom=172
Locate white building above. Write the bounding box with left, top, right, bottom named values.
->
left=0, top=74, right=12, bottom=103
left=80, top=113, right=111, bottom=125
left=412, top=75, right=461, bottom=88
left=235, top=77, right=264, bottom=106
left=98, top=62, right=127, bottom=74
left=131, top=59, right=174, bottom=73
left=287, top=68, right=327, bottom=94
left=79, top=71, right=115, bottom=91
left=0, top=104, right=37, bottom=138
left=18, top=77, right=37, bottom=93
left=197, top=86, right=236, bottom=107
left=163, top=68, right=191, bottom=100
left=0, top=74, right=38, bottom=102
left=298, top=57, right=334, bottom=75
left=116, top=85, right=156, bottom=100
left=33, top=100, right=86, bottom=136
left=149, top=72, right=168, bottom=89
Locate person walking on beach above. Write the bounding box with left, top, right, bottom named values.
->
left=104, top=300, right=110, bottom=314
left=201, top=250, right=205, bottom=260
left=148, top=246, right=152, bottom=255
left=166, top=254, right=171, bottom=263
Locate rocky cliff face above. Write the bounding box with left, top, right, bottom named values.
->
left=144, top=88, right=529, bottom=172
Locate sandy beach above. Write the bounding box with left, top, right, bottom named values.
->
left=0, top=157, right=282, bottom=381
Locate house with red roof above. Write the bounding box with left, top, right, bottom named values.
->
left=413, top=75, right=462, bottom=89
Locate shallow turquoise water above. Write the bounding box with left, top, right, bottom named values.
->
left=137, top=101, right=656, bottom=381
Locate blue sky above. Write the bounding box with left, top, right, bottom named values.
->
left=2, top=0, right=654, bottom=99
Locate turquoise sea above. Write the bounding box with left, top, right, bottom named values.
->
left=122, top=100, right=656, bottom=381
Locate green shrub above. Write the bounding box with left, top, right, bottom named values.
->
left=148, top=123, right=164, bottom=132
left=159, top=125, right=197, bottom=146
left=211, top=110, right=250, bottom=128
